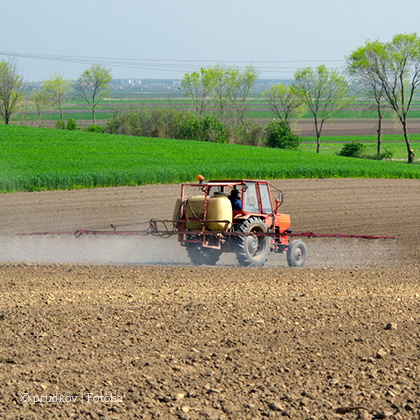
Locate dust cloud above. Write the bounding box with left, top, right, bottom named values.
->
left=298, top=237, right=399, bottom=269
left=0, top=234, right=399, bottom=268
left=0, top=234, right=189, bottom=265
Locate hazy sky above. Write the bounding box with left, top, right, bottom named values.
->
left=1, top=0, right=420, bottom=82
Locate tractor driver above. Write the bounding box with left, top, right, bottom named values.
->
left=229, top=188, right=242, bottom=211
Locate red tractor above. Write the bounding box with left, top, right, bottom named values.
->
left=173, top=177, right=307, bottom=267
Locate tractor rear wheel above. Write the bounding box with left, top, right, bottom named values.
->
left=287, top=240, right=307, bottom=267
left=186, top=245, right=222, bottom=266
left=235, top=217, right=270, bottom=267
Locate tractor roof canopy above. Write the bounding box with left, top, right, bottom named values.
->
left=182, top=179, right=269, bottom=188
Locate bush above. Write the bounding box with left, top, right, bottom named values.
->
left=379, top=148, right=395, bottom=160
left=178, top=114, right=226, bottom=143
left=201, top=116, right=226, bottom=143
left=105, top=108, right=192, bottom=139
left=127, top=108, right=163, bottom=138
left=226, top=123, right=264, bottom=146
left=366, top=149, right=395, bottom=160
left=65, top=118, right=79, bottom=131
left=85, top=125, right=104, bottom=133
left=338, top=141, right=366, bottom=158
left=162, top=108, right=188, bottom=139
left=55, top=119, right=79, bottom=130
left=105, top=111, right=130, bottom=135
left=55, top=120, right=65, bottom=130
left=264, top=120, right=300, bottom=150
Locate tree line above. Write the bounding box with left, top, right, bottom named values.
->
left=1, top=32, right=420, bottom=163
left=0, top=61, right=112, bottom=126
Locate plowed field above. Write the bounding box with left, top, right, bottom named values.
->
left=0, top=179, right=419, bottom=420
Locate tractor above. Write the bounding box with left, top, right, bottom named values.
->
left=173, top=176, right=307, bottom=267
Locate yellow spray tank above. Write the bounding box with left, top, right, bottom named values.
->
left=207, top=194, right=232, bottom=231
left=173, top=193, right=232, bottom=231
left=184, top=195, right=208, bottom=231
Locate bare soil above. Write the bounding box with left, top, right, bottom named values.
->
left=295, top=119, right=420, bottom=137
left=0, top=179, right=419, bottom=420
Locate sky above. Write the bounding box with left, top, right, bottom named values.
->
left=1, top=0, right=420, bottom=82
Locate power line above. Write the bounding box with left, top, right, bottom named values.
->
left=0, top=51, right=345, bottom=64
left=0, top=51, right=345, bottom=77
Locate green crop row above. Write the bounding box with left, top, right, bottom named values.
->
left=1, top=125, right=419, bottom=193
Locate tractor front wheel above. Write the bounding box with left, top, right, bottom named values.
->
left=235, top=217, right=270, bottom=267
left=186, top=245, right=222, bottom=266
left=287, top=240, right=307, bottom=267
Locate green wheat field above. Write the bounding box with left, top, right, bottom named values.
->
left=1, top=125, right=419, bottom=193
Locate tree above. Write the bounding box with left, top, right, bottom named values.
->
left=294, top=65, right=353, bottom=153
left=349, top=83, right=390, bottom=156
left=181, top=64, right=258, bottom=127
left=366, top=91, right=391, bottom=156
left=74, top=64, right=112, bottom=124
left=230, top=64, right=259, bottom=128
left=31, top=89, right=51, bottom=127
left=181, top=68, right=214, bottom=116
left=0, top=58, right=25, bottom=124
left=348, top=34, right=420, bottom=163
left=347, top=41, right=396, bottom=156
left=42, top=73, right=72, bottom=122
left=262, top=83, right=305, bottom=122
left=207, top=64, right=237, bottom=120
left=264, top=120, right=300, bottom=150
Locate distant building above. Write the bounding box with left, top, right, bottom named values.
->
left=111, top=78, right=142, bottom=87
left=110, top=78, right=182, bottom=91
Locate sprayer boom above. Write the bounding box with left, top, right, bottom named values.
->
left=17, top=220, right=396, bottom=241
left=291, top=232, right=396, bottom=240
